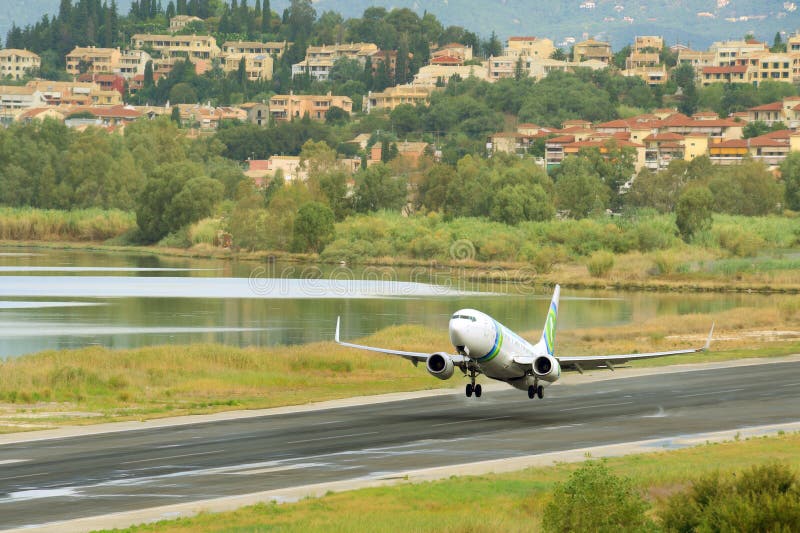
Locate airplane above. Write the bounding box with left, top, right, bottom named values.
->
left=335, top=284, right=714, bottom=399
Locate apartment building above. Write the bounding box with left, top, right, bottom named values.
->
left=222, top=41, right=288, bottom=57
left=709, top=39, right=768, bottom=66
left=222, top=53, right=274, bottom=81
left=573, top=39, right=612, bottom=63
left=0, top=49, right=40, bottom=80
left=0, top=85, right=46, bottom=112
left=305, top=43, right=378, bottom=62
left=742, top=51, right=794, bottom=84
left=363, top=85, right=434, bottom=113
left=269, top=92, right=353, bottom=121
left=292, top=43, right=378, bottom=80
left=488, top=55, right=604, bottom=80
left=700, top=65, right=749, bottom=85
left=505, top=36, right=555, bottom=59
left=623, top=66, right=668, bottom=86
left=677, top=49, right=715, bottom=69
left=626, top=51, right=660, bottom=69
left=130, top=34, right=220, bottom=61
left=29, top=80, right=123, bottom=106
left=66, top=46, right=122, bottom=76
left=117, top=50, right=152, bottom=79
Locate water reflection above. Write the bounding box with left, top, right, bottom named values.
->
left=0, top=246, right=787, bottom=358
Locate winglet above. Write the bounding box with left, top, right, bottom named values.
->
left=703, top=322, right=714, bottom=351
left=335, top=316, right=341, bottom=343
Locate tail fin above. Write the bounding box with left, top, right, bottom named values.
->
left=538, top=284, right=560, bottom=356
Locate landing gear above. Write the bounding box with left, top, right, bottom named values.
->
left=528, top=379, right=544, bottom=400
left=465, top=367, right=481, bottom=398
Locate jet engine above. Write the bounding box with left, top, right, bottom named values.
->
left=426, top=352, right=455, bottom=380
left=533, top=355, right=561, bottom=381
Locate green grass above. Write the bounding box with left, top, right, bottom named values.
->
left=0, top=207, right=135, bottom=241
left=110, top=432, right=800, bottom=533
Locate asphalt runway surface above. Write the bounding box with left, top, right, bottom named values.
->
left=1, top=360, right=799, bottom=530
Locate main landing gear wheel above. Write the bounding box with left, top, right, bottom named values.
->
left=528, top=385, right=536, bottom=399
left=466, top=383, right=474, bottom=397
left=537, top=385, right=544, bottom=399
left=474, top=384, right=482, bottom=398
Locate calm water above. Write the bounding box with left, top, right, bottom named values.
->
left=0, top=247, right=785, bottom=358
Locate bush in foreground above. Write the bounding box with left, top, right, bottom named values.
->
left=542, top=461, right=653, bottom=532
left=659, top=462, right=800, bottom=532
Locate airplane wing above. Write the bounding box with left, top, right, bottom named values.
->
left=555, top=324, right=714, bottom=373
left=335, top=317, right=469, bottom=365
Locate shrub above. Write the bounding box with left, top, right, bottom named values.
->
left=586, top=250, right=615, bottom=277
left=715, top=226, right=766, bottom=257
left=542, top=461, right=653, bottom=533
left=651, top=251, right=682, bottom=275
left=659, top=462, right=800, bottom=532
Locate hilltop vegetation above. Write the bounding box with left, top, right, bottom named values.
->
left=3, top=0, right=798, bottom=50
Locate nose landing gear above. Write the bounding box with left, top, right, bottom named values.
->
left=465, top=366, right=481, bottom=398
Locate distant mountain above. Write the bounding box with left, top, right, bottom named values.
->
left=290, top=0, right=800, bottom=49
left=3, top=0, right=800, bottom=51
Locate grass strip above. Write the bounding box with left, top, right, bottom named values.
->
left=112, top=432, right=800, bottom=532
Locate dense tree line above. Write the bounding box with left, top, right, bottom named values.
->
left=0, top=118, right=244, bottom=242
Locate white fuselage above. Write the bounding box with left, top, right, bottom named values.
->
left=448, top=309, right=559, bottom=391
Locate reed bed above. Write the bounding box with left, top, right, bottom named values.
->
left=0, top=208, right=135, bottom=242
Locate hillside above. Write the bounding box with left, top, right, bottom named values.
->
left=3, top=0, right=800, bottom=50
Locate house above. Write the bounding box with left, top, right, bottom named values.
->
left=0, top=49, right=40, bottom=80
left=269, top=92, right=353, bottom=121
left=643, top=132, right=685, bottom=170
left=633, top=36, right=664, bottom=53
left=747, top=101, right=785, bottom=125
left=363, top=85, right=434, bottom=113
left=66, top=47, right=122, bottom=76
left=27, top=80, right=122, bottom=106
left=15, top=107, right=67, bottom=123
left=291, top=58, right=335, bottom=81
left=239, top=102, right=269, bottom=126
left=77, top=74, right=126, bottom=97
left=412, top=64, right=489, bottom=87
left=505, top=36, right=555, bottom=59
left=573, top=39, right=613, bottom=63
left=169, top=15, right=203, bottom=32
left=432, top=43, right=473, bottom=62
left=371, top=50, right=398, bottom=80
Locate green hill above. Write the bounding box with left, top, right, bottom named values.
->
left=3, top=0, right=799, bottom=50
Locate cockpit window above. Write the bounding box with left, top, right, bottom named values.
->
left=452, top=314, right=476, bottom=322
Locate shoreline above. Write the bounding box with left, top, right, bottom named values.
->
left=2, top=240, right=799, bottom=294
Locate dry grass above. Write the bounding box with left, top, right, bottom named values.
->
left=115, top=432, right=800, bottom=533
left=0, top=307, right=798, bottom=430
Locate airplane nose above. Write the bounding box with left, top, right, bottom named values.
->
left=449, top=320, right=467, bottom=350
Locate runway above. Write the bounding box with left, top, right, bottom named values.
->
left=1, top=359, right=799, bottom=530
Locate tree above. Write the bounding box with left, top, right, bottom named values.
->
left=550, top=48, right=567, bottom=61
left=708, top=160, right=783, bottom=215
left=780, top=151, right=800, bottom=211
left=481, top=30, right=501, bottom=58
left=291, top=201, right=335, bottom=252
left=675, top=185, right=713, bottom=242
left=136, top=161, right=222, bottom=242
left=554, top=156, right=610, bottom=218
left=353, top=164, right=407, bottom=212
left=514, top=56, right=526, bottom=81
left=542, top=461, right=653, bottom=532
left=170, top=105, right=181, bottom=125
left=390, top=104, right=421, bottom=135
left=490, top=183, right=554, bottom=224
left=325, top=106, right=349, bottom=125
left=772, top=31, right=787, bottom=52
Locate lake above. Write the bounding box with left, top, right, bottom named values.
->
left=0, top=246, right=784, bottom=358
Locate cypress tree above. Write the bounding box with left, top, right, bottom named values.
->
left=261, top=0, right=270, bottom=33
